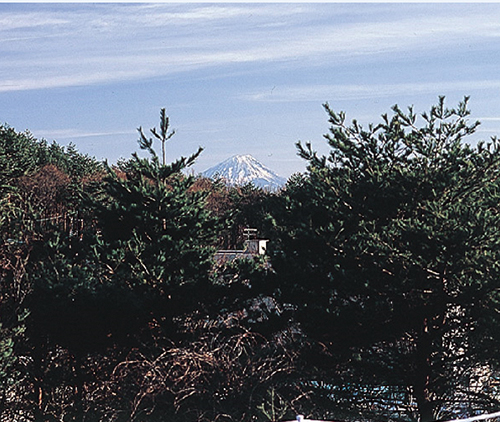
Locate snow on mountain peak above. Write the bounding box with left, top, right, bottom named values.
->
left=202, top=154, right=286, bottom=190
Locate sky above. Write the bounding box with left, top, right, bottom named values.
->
left=2, top=2, right=500, bottom=179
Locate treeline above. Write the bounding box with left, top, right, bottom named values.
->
left=2, top=98, right=500, bottom=422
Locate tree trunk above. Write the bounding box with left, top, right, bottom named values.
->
left=71, top=353, right=85, bottom=422
left=414, top=317, right=435, bottom=422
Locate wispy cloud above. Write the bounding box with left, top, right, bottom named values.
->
left=127, top=4, right=302, bottom=25
left=0, top=13, right=68, bottom=31
left=244, top=80, right=500, bottom=103
left=33, top=128, right=132, bottom=140
left=478, top=117, right=500, bottom=122
left=2, top=4, right=500, bottom=92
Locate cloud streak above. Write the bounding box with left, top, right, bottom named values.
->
left=33, top=128, right=133, bottom=141
left=244, top=80, right=500, bottom=103
left=2, top=4, right=500, bottom=93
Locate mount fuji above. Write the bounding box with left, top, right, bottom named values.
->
left=202, top=155, right=287, bottom=190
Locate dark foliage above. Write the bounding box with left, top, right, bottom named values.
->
left=269, top=97, right=500, bottom=421
left=3, top=99, right=500, bottom=422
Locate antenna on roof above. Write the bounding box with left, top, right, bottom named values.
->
left=243, top=227, right=257, bottom=240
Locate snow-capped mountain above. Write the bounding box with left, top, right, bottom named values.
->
left=202, top=155, right=287, bottom=190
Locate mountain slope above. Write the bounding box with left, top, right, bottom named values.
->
left=202, top=155, right=286, bottom=190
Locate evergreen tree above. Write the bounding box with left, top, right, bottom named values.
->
left=138, top=107, right=176, bottom=166
left=0, top=125, right=39, bottom=186
left=270, top=97, right=500, bottom=421
left=95, top=139, right=217, bottom=311
left=0, top=115, right=220, bottom=421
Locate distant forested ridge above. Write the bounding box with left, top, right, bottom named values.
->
left=2, top=98, right=500, bottom=422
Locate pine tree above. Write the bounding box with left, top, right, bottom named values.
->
left=92, top=110, right=219, bottom=336
left=138, top=107, right=176, bottom=166
left=270, top=97, right=500, bottom=421
left=1, top=113, right=219, bottom=421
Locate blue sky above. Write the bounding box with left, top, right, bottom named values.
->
left=2, top=3, right=500, bottom=178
